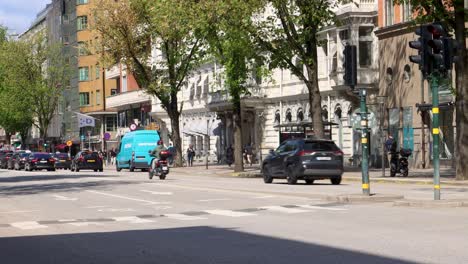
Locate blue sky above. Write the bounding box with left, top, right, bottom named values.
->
left=0, top=0, right=51, bottom=35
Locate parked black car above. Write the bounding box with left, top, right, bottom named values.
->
left=262, top=138, right=344, bottom=185
left=24, top=152, right=56, bottom=171
left=71, top=151, right=103, bottom=172
left=7, top=152, right=25, bottom=170
left=13, top=152, right=31, bottom=170
left=53, top=153, right=72, bottom=170
left=0, top=152, right=13, bottom=169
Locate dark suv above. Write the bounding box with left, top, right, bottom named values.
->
left=24, top=152, right=56, bottom=171
left=71, top=151, right=103, bottom=172
left=262, top=139, right=344, bottom=185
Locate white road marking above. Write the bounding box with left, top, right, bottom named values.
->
left=140, top=190, right=173, bottom=195
left=164, top=214, right=206, bottom=221
left=11, top=221, right=48, bottom=230
left=260, top=206, right=311, bottom=214
left=85, top=190, right=161, bottom=205
left=69, top=222, right=104, bottom=227
left=252, top=195, right=276, bottom=199
left=298, top=204, right=347, bottom=211
left=153, top=206, right=172, bottom=210
left=97, top=208, right=135, bottom=212
left=197, top=198, right=231, bottom=202
left=0, top=210, right=39, bottom=214
left=205, top=210, right=256, bottom=217
left=51, top=194, right=77, bottom=201
left=58, top=219, right=78, bottom=222
left=84, top=205, right=108, bottom=209
left=112, top=216, right=154, bottom=224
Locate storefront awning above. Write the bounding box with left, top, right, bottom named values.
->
left=182, top=119, right=222, bottom=136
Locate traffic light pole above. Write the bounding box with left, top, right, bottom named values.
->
left=431, top=74, right=441, bottom=200
left=360, top=88, right=370, bottom=196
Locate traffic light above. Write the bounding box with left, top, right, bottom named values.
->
left=427, top=24, right=446, bottom=72
left=409, top=25, right=432, bottom=77
left=343, top=45, right=357, bottom=87
left=443, top=36, right=458, bottom=73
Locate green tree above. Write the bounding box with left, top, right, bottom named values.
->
left=248, top=0, right=342, bottom=138
left=93, top=0, right=206, bottom=167
left=202, top=0, right=266, bottom=172
left=393, top=0, right=467, bottom=180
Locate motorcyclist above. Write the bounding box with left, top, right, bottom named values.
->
left=150, top=140, right=166, bottom=171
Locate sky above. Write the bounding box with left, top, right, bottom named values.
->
left=0, top=0, right=51, bottom=35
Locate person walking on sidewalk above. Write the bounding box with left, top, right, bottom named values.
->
left=110, top=148, right=117, bottom=165
left=226, top=145, right=234, bottom=167
left=186, top=144, right=195, bottom=167
left=243, top=143, right=253, bottom=166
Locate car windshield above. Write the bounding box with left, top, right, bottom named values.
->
left=56, top=154, right=69, bottom=159
left=83, top=152, right=99, bottom=159
left=304, top=141, right=339, bottom=151
left=34, top=153, right=51, bottom=159
left=20, top=153, right=29, bottom=158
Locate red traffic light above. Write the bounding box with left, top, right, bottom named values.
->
left=427, top=24, right=445, bottom=37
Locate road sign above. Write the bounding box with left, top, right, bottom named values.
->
left=80, top=135, right=85, bottom=141
left=66, top=141, right=73, bottom=147
left=130, top=123, right=137, bottom=131
left=104, top=133, right=111, bottom=140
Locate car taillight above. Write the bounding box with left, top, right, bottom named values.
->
left=5, top=157, right=9, bottom=160
left=31, top=159, right=38, bottom=163
left=298, top=150, right=315, bottom=156
left=78, top=157, right=84, bottom=162
left=49, top=158, right=55, bottom=163
left=334, top=150, right=344, bottom=156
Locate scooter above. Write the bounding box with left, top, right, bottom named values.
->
left=390, top=148, right=412, bottom=177
left=148, top=150, right=170, bottom=180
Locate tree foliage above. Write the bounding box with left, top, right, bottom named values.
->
left=93, top=0, right=207, bottom=166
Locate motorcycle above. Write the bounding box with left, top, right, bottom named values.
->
left=390, top=148, right=412, bottom=177
left=148, top=150, right=170, bottom=180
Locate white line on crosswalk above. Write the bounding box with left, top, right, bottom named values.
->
left=51, top=194, right=77, bottom=201
left=69, top=222, right=105, bottom=227
left=205, top=210, right=256, bottom=217
left=298, top=205, right=347, bottom=211
left=252, top=195, right=276, bottom=199
left=198, top=198, right=231, bottom=202
left=11, top=221, right=48, bottom=230
left=164, top=214, right=207, bottom=221
left=112, top=216, right=155, bottom=224
left=0, top=210, right=39, bottom=214
left=260, top=206, right=311, bottom=214
left=140, top=190, right=173, bottom=195
left=86, top=190, right=161, bottom=205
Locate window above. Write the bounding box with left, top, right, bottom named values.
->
left=78, top=42, right=88, bottom=56
left=95, top=65, right=100, bottom=79
left=106, top=116, right=117, bottom=132
left=403, top=64, right=411, bottom=82
left=285, top=109, right=292, bottom=122
left=77, top=16, right=88, bottom=31
left=62, top=14, right=69, bottom=24
left=385, top=0, right=394, bottom=26
left=91, top=91, right=94, bottom=106
left=77, top=0, right=89, bottom=5
left=402, top=1, right=412, bottom=22
left=79, top=92, right=90, bottom=106
left=63, top=36, right=69, bottom=45
left=359, top=27, right=373, bottom=68
left=79, top=67, right=89, bottom=81
left=96, top=90, right=101, bottom=105
left=111, top=89, right=117, bottom=95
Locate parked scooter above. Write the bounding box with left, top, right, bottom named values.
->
left=148, top=150, right=170, bottom=180
left=390, top=148, right=412, bottom=177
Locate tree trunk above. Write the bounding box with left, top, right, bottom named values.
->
left=233, top=108, right=244, bottom=172
left=168, top=109, right=183, bottom=167
left=306, top=69, right=324, bottom=138
left=454, top=0, right=468, bottom=180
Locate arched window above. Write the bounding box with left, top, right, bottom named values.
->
left=322, top=105, right=328, bottom=122
left=334, top=104, right=342, bottom=120
left=274, top=110, right=280, bottom=124
left=297, top=108, right=304, bottom=122
left=285, top=108, right=292, bottom=122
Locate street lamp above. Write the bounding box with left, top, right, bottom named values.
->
left=377, top=95, right=388, bottom=177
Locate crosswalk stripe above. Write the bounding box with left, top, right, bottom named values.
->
left=298, top=204, right=347, bottom=211
left=260, top=206, right=311, bottom=214
left=205, top=210, right=256, bottom=217
left=112, top=216, right=155, bottom=224
left=68, top=222, right=105, bottom=227
left=11, top=221, right=48, bottom=230
left=164, top=214, right=207, bottom=221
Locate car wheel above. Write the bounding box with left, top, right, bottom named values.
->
left=129, top=166, right=135, bottom=172
left=116, top=162, right=122, bottom=172
left=75, top=166, right=80, bottom=172
left=99, top=168, right=103, bottom=172
left=262, top=165, right=273, bottom=184
left=286, top=165, right=298, bottom=185
left=159, top=174, right=166, bottom=180
left=305, top=179, right=314, bottom=185
left=94, top=169, right=98, bottom=172
left=331, top=176, right=342, bottom=185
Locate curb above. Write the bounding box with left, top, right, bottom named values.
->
left=394, top=199, right=468, bottom=208
left=325, top=193, right=404, bottom=203
left=232, top=172, right=262, bottom=178
left=343, top=176, right=468, bottom=186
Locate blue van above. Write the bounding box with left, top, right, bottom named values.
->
left=116, top=130, right=160, bottom=172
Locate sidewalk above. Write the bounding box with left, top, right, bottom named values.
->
left=170, top=162, right=468, bottom=186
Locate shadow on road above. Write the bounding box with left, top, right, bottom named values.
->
left=0, top=174, right=116, bottom=183
left=0, top=180, right=137, bottom=197
left=1, top=226, right=418, bottom=264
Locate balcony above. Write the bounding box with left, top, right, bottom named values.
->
left=106, top=90, right=151, bottom=109
left=335, top=0, right=377, bottom=16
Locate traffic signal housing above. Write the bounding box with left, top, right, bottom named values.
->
left=343, top=45, right=357, bottom=87
left=427, top=24, right=446, bottom=72
left=409, top=25, right=432, bottom=77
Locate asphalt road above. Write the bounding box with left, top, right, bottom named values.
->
left=0, top=167, right=467, bottom=264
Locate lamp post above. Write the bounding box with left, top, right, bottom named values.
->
left=205, top=114, right=211, bottom=170
left=377, top=95, right=388, bottom=178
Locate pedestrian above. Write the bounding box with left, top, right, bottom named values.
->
left=167, top=142, right=176, bottom=166
left=244, top=143, right=253, bottom=166
left=225, top=145, right=234, bottom=167
left=110, top=148, right=117, bottom=165
left=102, top=150, right=108, bottom=166
left=186, top=144, right=195, bottom=167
